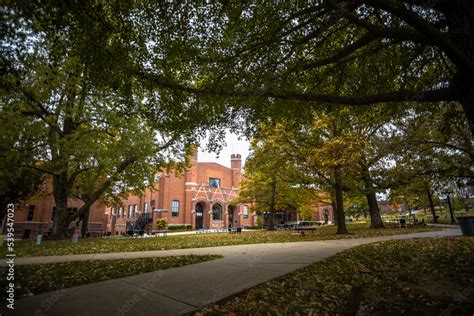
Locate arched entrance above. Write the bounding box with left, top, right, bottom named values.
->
left=212, top=203, right=223, bottom=221
left=195, top=203, right=204, bottom=229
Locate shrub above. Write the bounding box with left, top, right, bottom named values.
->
left=156, top=218, right=168, bottom=230
left=167, top=224, right=193, bottom=231
left=244, top=225, right=262, bottom=230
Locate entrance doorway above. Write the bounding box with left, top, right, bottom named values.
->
left=228, top=206, right=234, bottom=227
left=195, top=203, right=204, bottom=229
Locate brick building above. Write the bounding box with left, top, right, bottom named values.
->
left=6, top=151, right=256, bottom=238
left=105, top=151, right=256, bottom=235
left=5, top=181, right=106, bottom=239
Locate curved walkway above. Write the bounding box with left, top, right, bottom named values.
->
left=2, top=228, right=461, bottom=316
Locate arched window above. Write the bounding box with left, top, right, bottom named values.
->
left=212, top=204, right=223, bottom=221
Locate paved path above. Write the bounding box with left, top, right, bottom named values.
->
left=1, top=228, right=461, bottom=316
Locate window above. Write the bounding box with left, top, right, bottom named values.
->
left=151, top=200, right=156, bottom=210
left=144, top=202, right=148, bottom=214
left=23, top=229, right=31, bottom=239
left=27, top=205, right=35, bottom=221
left=243, top=206, right=249, bottom=219
left=67, top=207, right=77, bottom=215
left=128, top=205, right=133, bottom=218
left=134, top=204, right=139, bottom=216
left=51, top=207, right=57, bottom=221
left=118, top=207, right=122, bottom=218
left=209, top=178, right=221, bottom=188
left=111, top=208, right=115, bottom=218
left=172, top=200, right=179, bottom=217
left=212, top=204, right=223, bottom=221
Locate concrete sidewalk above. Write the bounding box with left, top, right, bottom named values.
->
left=1, top=228, right=461, bottom=316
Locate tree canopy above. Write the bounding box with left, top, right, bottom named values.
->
left=1, top=1, right=472, bottom=237
left=1, top=0, right=228, bottom=237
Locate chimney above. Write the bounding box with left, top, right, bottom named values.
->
left=189, top=145, right=198, bottom=163
left=231, top=153, right=241, bottom=171
left=185, top=145, right=198, bottom=184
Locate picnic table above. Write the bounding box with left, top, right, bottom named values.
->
left=293, top=226, right=320, bottom=235
left=384, top=218, right=425, bottom=228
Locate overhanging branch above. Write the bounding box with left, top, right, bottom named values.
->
left=138, top=70, right=454, bottom=105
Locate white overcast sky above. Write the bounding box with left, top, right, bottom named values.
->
left=198, top=131, right=251, bottom=169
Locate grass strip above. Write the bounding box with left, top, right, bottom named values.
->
left=1, top=255, right=222, bottom=298
left=199, top=237, right=474, bottom=315
left=2, top=223, right=440, bottom=258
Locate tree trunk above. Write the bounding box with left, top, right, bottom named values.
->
left=427, top=189, right=438, bottom=223
left=441, top=0, right=474, bottom=135
left=366, top=191, right=384, bottom=228
left=331, top=199, right=338, bottom=226
left=267, top=211, right=274, bottom=231
left=361, top=167, right=384, bottom=228
left=266, top=178, right=277, bottom=231
left=81, top=205, right=90, bottom=237
left=52, top=173, right=70, bottom=238
left=334, top=167, right=348, bottom=234
left=455, top=75, right=474, bottom=136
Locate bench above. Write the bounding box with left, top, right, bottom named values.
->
left=228, top=227, right=242, bottom=234
left=383, top=220, right=400, bottom=228
left=384, top=219, right=418, bottom=228
left=293, top=227, right=320, bottom=235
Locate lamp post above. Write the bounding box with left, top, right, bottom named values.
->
left=443, top=189, right=456, bottom=225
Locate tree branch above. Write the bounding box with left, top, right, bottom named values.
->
left=295, top=32, right=380, bottom=71
left=139, top=70, right=453, bottom=105
left=73, top=158, right=136, bottom=220
left=362, top=0, right=474, bottom=73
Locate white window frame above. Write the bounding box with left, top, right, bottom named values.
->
left=172, top=200, right=179, bottom=217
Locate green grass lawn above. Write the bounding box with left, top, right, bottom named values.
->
left=2, top=223, right=440, bottom=258
left=0, top=255, right=221, bottom=299
left=199, top=237, right=474, bottom=315
left=416, top=210, right=474, bottom=224
left=383, top=210, right=474, bottom=225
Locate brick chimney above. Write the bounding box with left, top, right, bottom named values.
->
left=231, top=153, right=241, bottom=171
left=185, top=145, right=198, bottom=184
left=190, top=145, right=198, bottom=163
left=231, top=154, right=242, bottom=188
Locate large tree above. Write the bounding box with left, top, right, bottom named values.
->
left=0, top=109, right=43, bottom=223
left=1, top=1, right=226, bottom=238
left=3, top=1, right=472, bottom=238
left=387, top=104, right=473, bottom=221
left=5, top=2, right=473, bottom=134
left=238, top=135, right=302, bottom=230
left=245, top=114, right=365, bottom=234
left=127, top=1, right=474, bottom=135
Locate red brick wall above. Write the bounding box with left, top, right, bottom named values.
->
left=12, top=153, right=256, bottom=237
left=10, top=181, right=107, bottom=238
left=312, top=205, right=334, bottom=223
left=197, top=163, right=233, bottom=188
